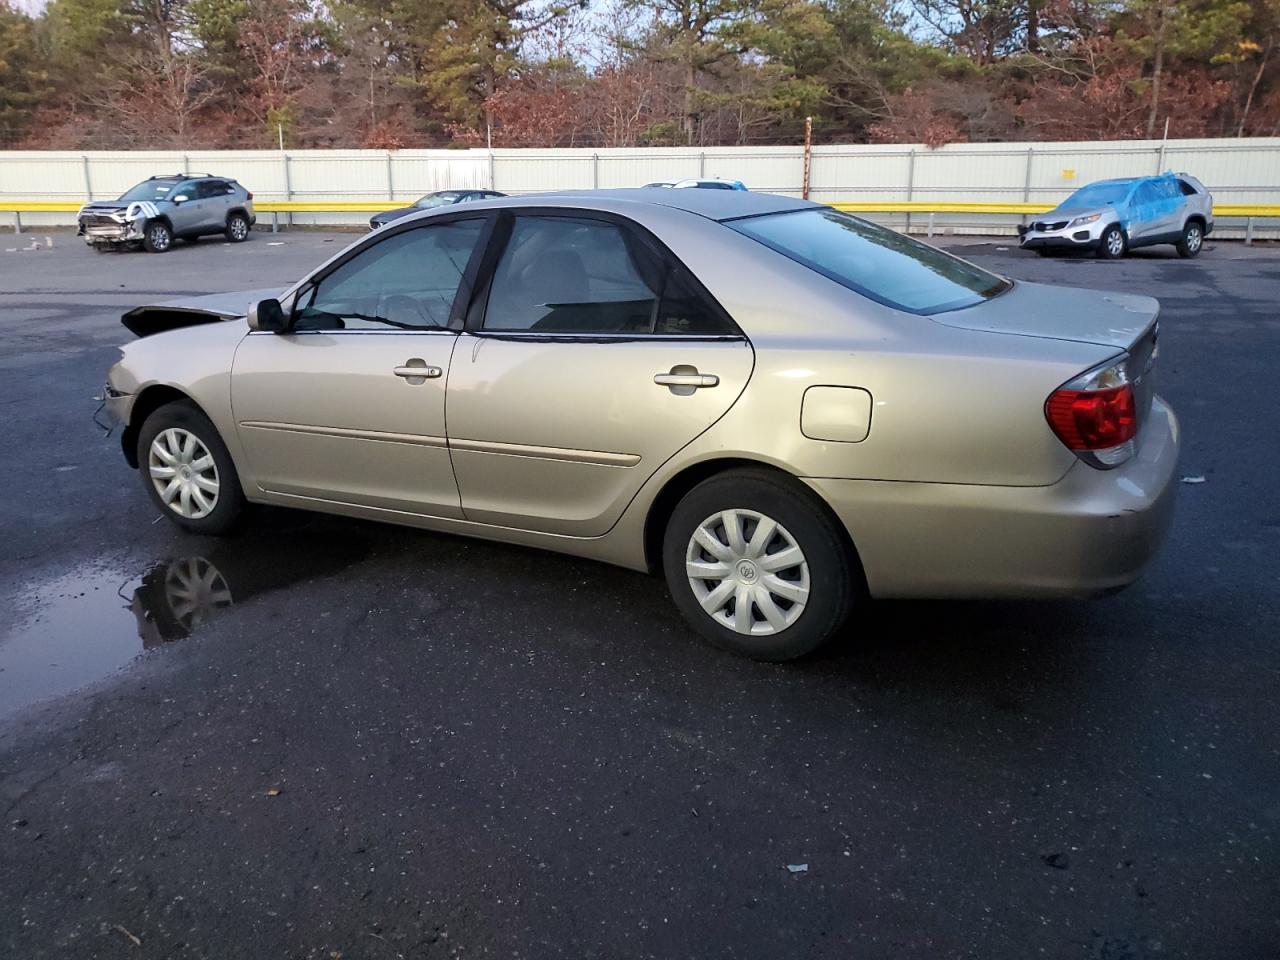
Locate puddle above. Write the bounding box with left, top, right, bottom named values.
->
left=0, top=518, right=380, bottom=720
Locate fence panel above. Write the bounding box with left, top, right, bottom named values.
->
left=2, top=139, right=1276, bottom=236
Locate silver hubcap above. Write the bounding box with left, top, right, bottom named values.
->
left=1187, top=227, right=1201, bottom=251
left=1107, top=231, right=1124, bottom=255
left=149, top=428, right=219, bottom=519
left=164, top=557, right=233, bottom=630
left=686, top=509, right=810, bottom=636
left=150, top=226, right=170, bottom=250
left=230, top=218, right=247, bottom=240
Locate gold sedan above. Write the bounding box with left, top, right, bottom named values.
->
left=105, top=190, right=1179, bottom=660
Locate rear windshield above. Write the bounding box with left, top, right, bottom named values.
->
left=729, top=208, right=1010, bottom=314
left=1064, top=182, right=1132, bottom=206
left=118, top=180, right=186, bottom=203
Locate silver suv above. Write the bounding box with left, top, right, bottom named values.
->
left=77, top=175, right=256, bottom=253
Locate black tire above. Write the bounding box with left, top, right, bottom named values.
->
left=1176, top=220, right=1204, bottom=258
left=662, top=468, right=859, bottom=661
left=1096, top=225, right=1126, bottom=260
left=143, top=220, right=172, bottom=253
left=225, top=212, right=251, bottom=243
left=135, top=400, right=245, bottom=535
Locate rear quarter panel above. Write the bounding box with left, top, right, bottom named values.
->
left=648, top=222, right=1118, bottom=486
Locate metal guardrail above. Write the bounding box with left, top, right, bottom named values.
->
left=6, top=199, right=1279, bottom=237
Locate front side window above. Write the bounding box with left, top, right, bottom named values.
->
left=729, top=208, right=1009, bottom=315
left=1132, top=182, right=1162, bottom=207
left=481, top=215, right=731, bottom=335
left=295, top=219, right=484, bottom=331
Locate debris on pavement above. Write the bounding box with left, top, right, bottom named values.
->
left=1180, top=475, right=1208, bottom=484
left=113, top=924, right=142, bottom=947
left=786, top=863, right=809, bottom=873
left=1041, top=853, right=1070, bottom=870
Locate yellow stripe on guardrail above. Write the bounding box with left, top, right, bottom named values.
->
left=5, top=199, right=1280, bottom=216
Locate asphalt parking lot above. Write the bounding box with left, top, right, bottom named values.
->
left=1, top=229, right=1278, bottom=959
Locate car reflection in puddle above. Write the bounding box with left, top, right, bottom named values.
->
left=133, top=556, right=236, bottom=646
left=0, top=517, right=380, bottom=719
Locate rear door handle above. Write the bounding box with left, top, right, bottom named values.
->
left=654, top=372, right=719, bottom=388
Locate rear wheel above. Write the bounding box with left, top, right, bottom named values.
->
left=662, top=469, right=859, bottom=661
left=143, top=220, right=172, bottom=253
left=136, top=400, right=245, bottom=535
left=1097, top=225, right=1126, bottom=260
left=225, top=212, right=250, bottom=243
left=1176, top=220, right=1204, bottom=258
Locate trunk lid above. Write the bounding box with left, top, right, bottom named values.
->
left=931, top=280, right=1158, bottom=350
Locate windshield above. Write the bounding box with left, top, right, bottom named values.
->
left=414, top=193, right=461, bottom=209
left=118, top=180, right=186, bottom=203
left=1063, top=182, right=1133, bottom=207
left=730, top=208, right=1010, bottom=314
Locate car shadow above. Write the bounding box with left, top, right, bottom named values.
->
left=121, top=507, right=1110, bottom=726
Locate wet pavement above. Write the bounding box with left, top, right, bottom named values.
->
left=1, top=231, right=1278, bottom=958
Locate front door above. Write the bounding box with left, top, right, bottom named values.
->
left=231, top=217, right=488, bottom=516
left=446, top=212, right=754, bottom=537
left=168, top=181, right=206, bottom=235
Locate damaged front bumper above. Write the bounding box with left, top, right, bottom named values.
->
left=77, top=207, right=147, bottom=245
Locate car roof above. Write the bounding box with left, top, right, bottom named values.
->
left=468, top=188, right=812, bottom=222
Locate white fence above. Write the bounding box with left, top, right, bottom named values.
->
left=2, top=138, right=1278, bottom=236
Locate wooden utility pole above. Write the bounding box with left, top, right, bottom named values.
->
left=802, top=116, right=813, bottom=200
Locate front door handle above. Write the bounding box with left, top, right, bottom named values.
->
left=394, top=359, right=442, bottom=385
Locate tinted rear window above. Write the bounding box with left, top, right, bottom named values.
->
left=729, top=208, right=1010, bottom=314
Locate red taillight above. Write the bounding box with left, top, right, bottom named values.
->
left=1046, top=384, right=1137, bottom=450
left=246, top=191, right=254, bottom=200
left=1046, top=355, right=1140, bottom=469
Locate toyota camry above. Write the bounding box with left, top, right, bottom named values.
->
left=103, top=190, right=1179, bottom=660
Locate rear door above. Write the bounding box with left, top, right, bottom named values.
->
left=445, top=211, right=753, bottom=537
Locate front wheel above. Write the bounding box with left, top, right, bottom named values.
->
left=1097, top=225, right=1126, bottom=260
left=225, top=212, right=251, bottom=243
left=143, top=220, right=172, bottom=253
left=1176, top=221, right=1204, bottom=258
left=136, top=400, right=245, bottom=535
left=662, top=469, right=859, bottom=661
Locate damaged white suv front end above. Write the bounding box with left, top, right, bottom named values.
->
left=77, top=201, right=160, bottom=246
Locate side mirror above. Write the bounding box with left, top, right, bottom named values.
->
left=247, top=298, right=288, bottom=333
left=172, top=194, right=189, bottom=203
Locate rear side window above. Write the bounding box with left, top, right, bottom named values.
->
left=1177, top=179, right=1199, bottom=196
left=481, top=215, right=732, bottom=335
left=729, top=208, right=1009, bottom=315
left=196, top=180, right=231, bottom=199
